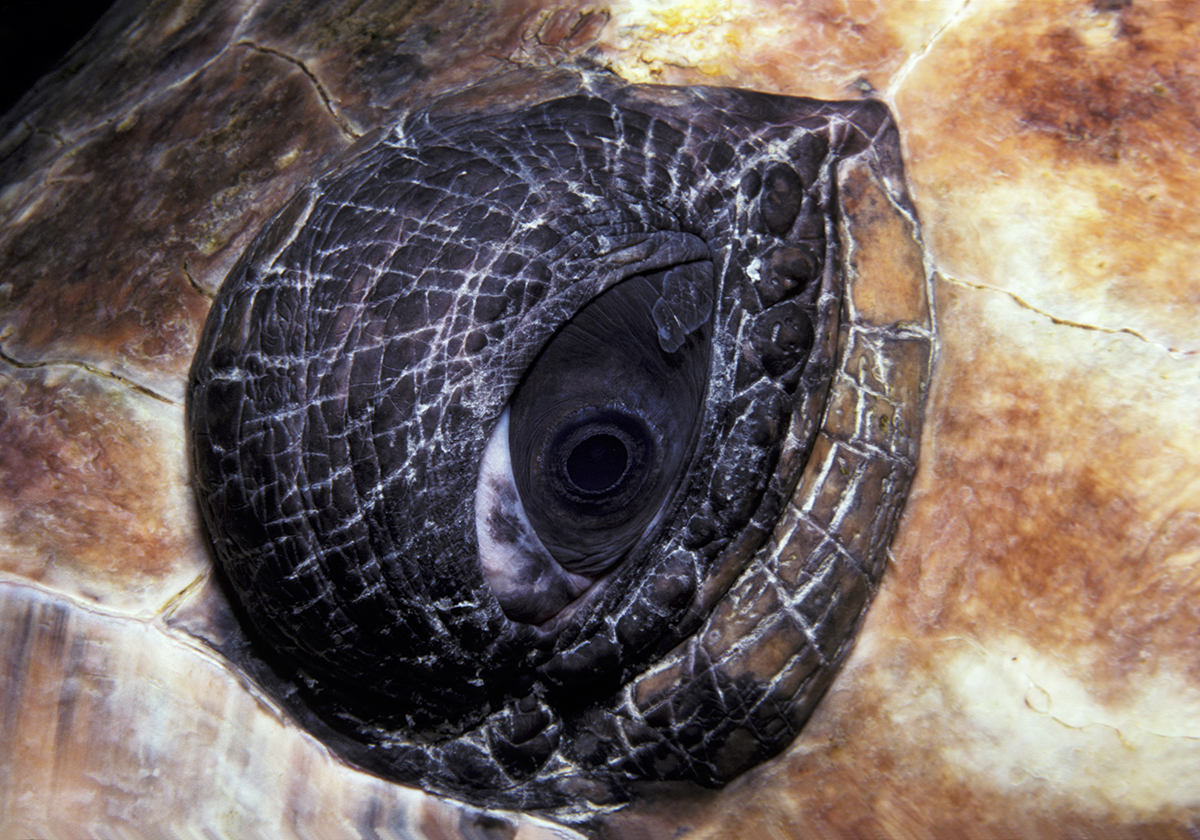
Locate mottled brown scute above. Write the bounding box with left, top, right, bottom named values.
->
left=0, top=46, right=347, bottom=402
left=896, top=0, right=1200, bottom=352
left=0, top=364, right=204, bottom=610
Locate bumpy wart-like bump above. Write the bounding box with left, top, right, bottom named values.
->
left=187, top=77, right=931, bottom=817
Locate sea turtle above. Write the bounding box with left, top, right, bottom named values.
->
left=1, top=1, right=1198, bottom=838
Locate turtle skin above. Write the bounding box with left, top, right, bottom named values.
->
left=188, top=77, right=931, bottom=814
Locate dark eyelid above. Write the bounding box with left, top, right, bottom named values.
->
left=187, top=80, right=931, bottom=813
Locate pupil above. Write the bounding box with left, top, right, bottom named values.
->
left=566, top=434, right=628, bottom=493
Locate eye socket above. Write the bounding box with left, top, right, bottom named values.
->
left=506, top=261, right=714, bottom=579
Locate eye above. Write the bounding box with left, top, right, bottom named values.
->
left=188, top=82, right=931, bottom=814
left=477, top=262, right=713, bottom=622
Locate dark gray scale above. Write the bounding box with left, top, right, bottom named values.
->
left=187, top=77, right=925, bottom=817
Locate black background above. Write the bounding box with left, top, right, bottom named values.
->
left=0, top=0, right=117, bottom=117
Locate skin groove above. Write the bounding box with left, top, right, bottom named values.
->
left=187, top=76, right=930, bottom=816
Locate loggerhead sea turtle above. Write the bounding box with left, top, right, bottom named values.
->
left=2, top=1, right=1199, bottom=838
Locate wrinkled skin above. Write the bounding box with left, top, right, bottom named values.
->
left=1, top=1, right=1199, bottom=838
left=187, top=76, right=929, bottom=814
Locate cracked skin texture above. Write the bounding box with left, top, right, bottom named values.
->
left=0, top=0, right=1198, bottom=839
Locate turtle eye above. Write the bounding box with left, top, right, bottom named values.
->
left=476, top=260, right=713, bottom=622
left=511, top=262, right=713, bottom=578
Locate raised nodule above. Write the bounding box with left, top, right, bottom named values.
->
left=187, top=77, right=930, bottom=816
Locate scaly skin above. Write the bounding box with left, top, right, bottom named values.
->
left=188, top=74, right=932, bottom=817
